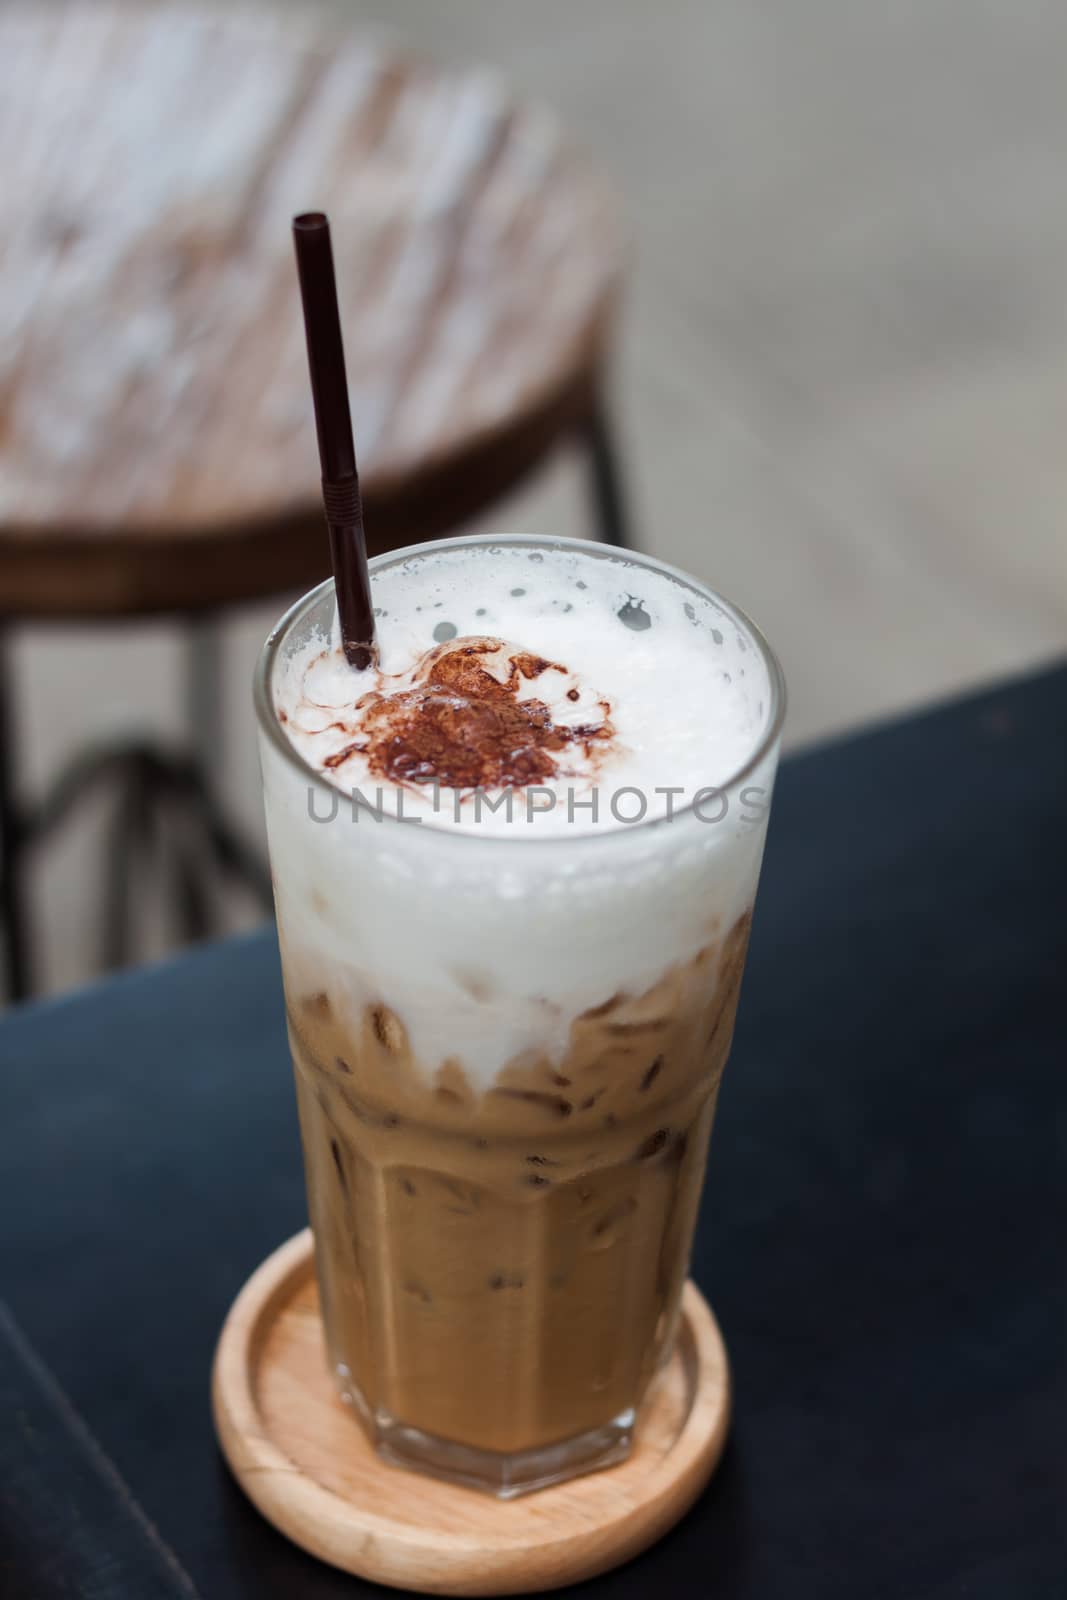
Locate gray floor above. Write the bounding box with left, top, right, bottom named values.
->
left=12, top=0, right=1067, bottom=995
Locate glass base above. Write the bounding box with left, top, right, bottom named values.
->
left=335, top=1366, right=635, bottom=1499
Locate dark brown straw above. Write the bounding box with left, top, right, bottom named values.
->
left=292, top=212, right=377, bottom=670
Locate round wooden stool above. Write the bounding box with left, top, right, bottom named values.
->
left=0, top=4, right=629, bottom=999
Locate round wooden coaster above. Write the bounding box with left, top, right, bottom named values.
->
left=213, top=1230, right=730, bottom=1596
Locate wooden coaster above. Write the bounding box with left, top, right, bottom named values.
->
left=213, top=1230, right=730, bottom=1596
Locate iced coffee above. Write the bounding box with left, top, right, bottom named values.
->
left=256, top=536, right=783, bottom=1496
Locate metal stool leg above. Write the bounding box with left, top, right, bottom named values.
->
left=0, top=627, right=31, bottom=1001
left=186, top=614, right=222, bottom=782
left=100, top=749, right=155, bottom=971
left=181, top=615, right=223, bottom=940
left=0, top=617, right=270, bottom=993
left=183, top=616, right=272, bottom=918
left=581, top=395, right=633, bottom=550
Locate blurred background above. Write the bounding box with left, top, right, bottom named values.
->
left=3, top=0, right=1067, bottom=1000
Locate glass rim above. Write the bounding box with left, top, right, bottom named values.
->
left=253, top=533, right=787, bottom=847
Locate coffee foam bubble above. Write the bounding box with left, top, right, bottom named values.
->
left=262, top=541, right=779, bottom=1089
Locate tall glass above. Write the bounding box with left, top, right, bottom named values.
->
left=255, top=535, right=784, bottom=1496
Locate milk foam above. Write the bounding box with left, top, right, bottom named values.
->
left=260, top=538, right=781, bottom=1089
left=274, top=542, right=768, bottom=834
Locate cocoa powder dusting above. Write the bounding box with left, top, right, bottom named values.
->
left=355, top=637, right=613, bottom=789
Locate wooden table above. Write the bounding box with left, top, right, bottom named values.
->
left=0, top=2, right=628, bottom=997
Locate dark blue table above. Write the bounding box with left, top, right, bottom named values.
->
left=2, top=666, right=1065, bottom=1600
